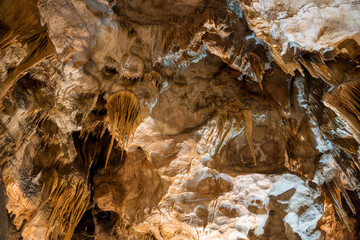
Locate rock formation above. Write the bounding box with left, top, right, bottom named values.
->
left=0, top=0, right=360, bottom=239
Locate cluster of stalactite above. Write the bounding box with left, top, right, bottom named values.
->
left=321, top=81, right=360, bottom=231
left=204, top=101, right=256, bottom=165
left=1, top=0, right=360, bottom=239
left=0, top=0, right=55, bottom=102
left=105, top=91, right=140, bottom=168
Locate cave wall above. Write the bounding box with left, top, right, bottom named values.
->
left=0, top=0, right=360, bottom=239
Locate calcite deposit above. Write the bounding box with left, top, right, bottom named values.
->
left=1, top=0, right=360, bottom=239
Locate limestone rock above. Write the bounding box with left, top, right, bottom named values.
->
left=252, top=174, right=324, bottom=240
left=1, top=0, right=360, bottom=239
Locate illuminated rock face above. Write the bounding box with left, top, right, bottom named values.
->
left=0, top=0, right=360, bottom=239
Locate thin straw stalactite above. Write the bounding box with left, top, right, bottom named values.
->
left=105, top=91, right=140, bottom=168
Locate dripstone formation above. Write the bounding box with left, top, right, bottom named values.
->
left=1, top=0, right=360, bottom=239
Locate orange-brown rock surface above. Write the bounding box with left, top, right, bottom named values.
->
left=1, top=0, right=360, bottom=239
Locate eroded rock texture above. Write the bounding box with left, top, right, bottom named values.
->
left=1, top=0, right=360, bottom=239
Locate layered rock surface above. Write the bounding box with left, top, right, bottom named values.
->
left=0, top=0, right=360, bottom=239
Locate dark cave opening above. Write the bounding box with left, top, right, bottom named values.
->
left=72, top=210, right=95, bottom=240
left=71, top=129, right=126, bottom=239
left=94, top=209, right=119, bottom=235
left=342, top=189, right=360, bottom=235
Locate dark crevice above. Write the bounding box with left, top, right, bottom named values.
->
left=71, top=129, right=127, bottom=238
left=0, top=170, right=8, bottom=240
left=342, top=189, right=360, bottom=236
left=102, top=65, right=118, bottom=77
left=94, top=209, right=119, bottom=234
left=72, top=210, right=95, bottom=240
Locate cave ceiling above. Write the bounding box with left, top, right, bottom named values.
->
left=1, top=0, right=360, bottom=239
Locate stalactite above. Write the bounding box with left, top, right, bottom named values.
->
left=23, top=171, right=90, bottom=240
left=325, top=182, right=352, bottom=231
left=0, top=0, right=56, bottom=102
left=299, top=55, right=333, bottom=85
left=333, top=178, right=356, bottom=215
left=242, top=109, right=256, bottom=165
left=105, top=91, right=140, bottom=168
left=249, top=53, right=264, bottom=89
left=46, top=177, right=89, bottom=240
left=324, top=81, right=360, bottom=143
left=321, top=118, right=359, bottom=156
left=1, top=0, right=360, bottom=238
left=0, top=26, right=55, bottom=101
left=205, top=102, right=256, bottom=165
left=333, top=151, right=360, bottom=190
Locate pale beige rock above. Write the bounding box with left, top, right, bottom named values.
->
left=0, top=0, right=359, bottom=239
